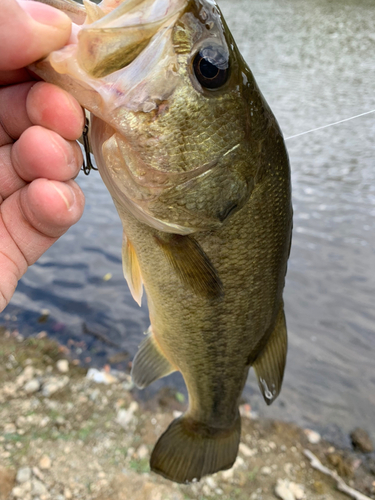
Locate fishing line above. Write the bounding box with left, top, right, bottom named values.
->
left=284, top=109, right=375, bottom=141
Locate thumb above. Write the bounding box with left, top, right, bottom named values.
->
left=0, top=0, right=71, bottom=71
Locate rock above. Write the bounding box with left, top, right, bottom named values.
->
left=289, top=482, right=305, bottom=500
left=202, top=485, right=211, bottom=496
left=116, top=402, right=139, bottom=429
left=39, top=455, right=52, bottom=470
left=275, top=479, right=296, bottom=500
left=64, top=487, right=73, bottom=499
left=42, top=376, right=69, bottom=397
left=86, top=368, right=118, bottom=384
left=32, top=467, right=44, bottom=481
left=56, top=360, right=69, bottom=373
left=4, top=422, right=16, bottom=433
left=136, top=444, right=149, bottom=460
left=233, top=455, right=245, bottom=469
left=11, top=486, right=26, bottom=498
left=304, top=429, right=321, bottom=444
left=0, top=467, right=16, bottom=500
left=205, top=477, right=217, bottom=489
left=15, top=366, right=34, bottom=386
left=32, top=478, right=48, bottom=496
left=260, top=466, right=272, bottom=475
left=350, top=428, right=374, bottom=453
left=221, top=468, right=234, bottom=481
left=16, top=467, right=31, bottom=483
left=23, top=379, right=41, bottom=394
left=275, top=479, right=305, bottom=500
left=239, top=443, right=257, bottom=457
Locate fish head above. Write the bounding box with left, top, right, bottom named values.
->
left=32, top=0, right=278, bottom=234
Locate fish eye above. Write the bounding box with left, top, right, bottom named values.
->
left=192, top=45, right=229, bottom=90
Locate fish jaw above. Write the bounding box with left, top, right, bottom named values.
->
left=30, top=0, right=187, bottom=117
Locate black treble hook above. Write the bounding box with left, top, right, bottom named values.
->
left=81, top=117, right=98, bottom=175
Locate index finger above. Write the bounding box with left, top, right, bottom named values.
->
left=0, top=0, right=71, bottom=72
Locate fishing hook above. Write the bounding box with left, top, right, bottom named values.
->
left=81, top=117, right=98, bottom=175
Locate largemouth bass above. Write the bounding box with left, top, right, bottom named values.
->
left=30, top=0, right=292, bottom=483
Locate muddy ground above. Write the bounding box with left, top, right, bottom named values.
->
left=0, top=327, right=374, bottom=500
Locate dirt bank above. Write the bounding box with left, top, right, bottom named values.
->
left=0, top=328, right=374, bottom=500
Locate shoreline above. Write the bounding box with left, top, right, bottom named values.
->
left=0, top=328, right=374, bottom=500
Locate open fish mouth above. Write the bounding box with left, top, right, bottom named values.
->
left=75, top=0, right=188, bottom=78
left=30, top=0, right=188, bottom=121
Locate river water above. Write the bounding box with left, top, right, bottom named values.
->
left=1, top=0, right=375, bottom=445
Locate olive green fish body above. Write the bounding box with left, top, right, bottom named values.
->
left=30, top=0, right=292, bottom=483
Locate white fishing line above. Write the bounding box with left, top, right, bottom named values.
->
left=284, top=109, right=375, bottom=140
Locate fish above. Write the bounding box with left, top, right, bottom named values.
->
left=30, top=0, right=292, bottom=483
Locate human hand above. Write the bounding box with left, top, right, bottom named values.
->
left=0, top=0, right=85, bottom=312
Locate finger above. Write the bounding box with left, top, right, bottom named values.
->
left=0, top=69, right=33, bottom=86
left=1, top=178, right=85, bottom=264
left=27, top=82, right=84, bottom=140
left=0, top=82, right=34, bottom=141
left=11, top=126, right=83, bottom=183
left=0, top=177, right=84, bottom=311
left=0, top=0, right=71, bottom=71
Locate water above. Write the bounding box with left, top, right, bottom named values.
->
left=2, top=0, right=375, bottom=446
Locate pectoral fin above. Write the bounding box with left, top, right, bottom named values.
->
left=131, top=328, right=176, bottom=389
left=122, top=233, right=143, bottom=306
left=253, top=304, right=288, bottom=406
left=154, top=234, right=223, bottom=299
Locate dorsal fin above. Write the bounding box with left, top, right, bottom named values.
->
left=154, top=234, right=223, bottom=299
left=122, top=233, right=143, bottom=306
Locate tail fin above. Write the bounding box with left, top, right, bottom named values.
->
left=150, top=413, right=241, bottom=483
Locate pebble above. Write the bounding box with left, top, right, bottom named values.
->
left=42, top=376, right=69, bottom=397
left=221, top=468, right=234, bottom=481
left=39, top=455, right=52, bottom=470
left=64, top=487, right=73, bottom=499
left=116, top=401, right=139, bottom=429
left=350, top=428, right=374, bottom=453
left=32, top=478, right=48, bottom=496
left=205, top=477, right=217, bottom=489
left=136, top=444, right=149, bottom=460
left=275, top=479, right=305, bottom=500
left=239, top=443, right=257, bottom=457
left=16, top=366, right=34, bottom=386
left=23, top=379, right=41, bottom=394
left=4, top=422, right=16, bottom=433
left=56, top=360, right=69, bottom=373
left=86, top=368, right=118, bottom=384
left=233, top=455, right=245, bottom=469
left=16, top=466, right=31, bottom=483
left=202, top=485, right=211, bottom=496
left=304, top=429, right=321, bottom=444
left=289, top=482, right=305, bottom=499
left=284, top=463, right=293, bottom=476
left=260, top=466, right=272, bottom=475
left=12, top=486, right=27, bottom=498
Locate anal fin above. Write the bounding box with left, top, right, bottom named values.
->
left=253, top=303, right=288, bottom=406
left=122, top=232, right=143, bottom=306
left=131, top=328, right=176, bottom=389
left=154, top=234, right=223, bottom=299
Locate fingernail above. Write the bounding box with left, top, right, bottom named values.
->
left=49, top=181, right=75, bottom=211
left=48, top=131, right=78, bottom=174
left=22, top=2, right=71, bottom=29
